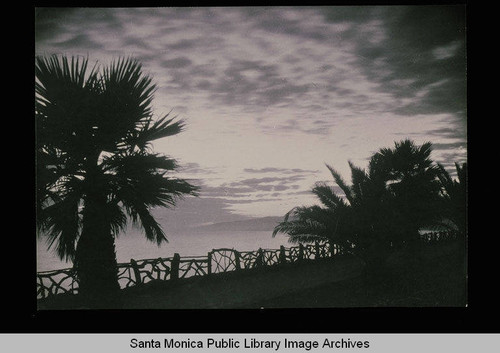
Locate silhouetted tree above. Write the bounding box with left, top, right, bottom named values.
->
left=272, top=159, right=390, bottom=264
left=271, top=173, right=356, bottom=249
left=370, top=139, right=443, bottom=248
left=273, top=139, right=443, bottom=269
left=36, top=55, right=198, bottom=302
left=436, top=162, right=467, bottom=236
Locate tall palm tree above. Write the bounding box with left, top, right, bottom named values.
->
left=36, top=55, right=199, bottom=299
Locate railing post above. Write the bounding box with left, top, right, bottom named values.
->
left=207, top=251, right=212, bottom=275
left=257, top=248, right=264, bottom=267
left=315, top=241, right=320, bottom=259
left=328, top=241, right=335, bottom=258
left=298, top=243, right=304, bottom=261
left=234, top=250, right=241, bottom=271
left=156, top=258, right=162, bottom=280
left=171, top=253, right=180, bottom=281
left=279, top=245, right=286, bottom=264
left=130, top=259, right=142, bottom=286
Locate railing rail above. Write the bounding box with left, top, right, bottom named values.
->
left=37, top=231, right=458, bottom=300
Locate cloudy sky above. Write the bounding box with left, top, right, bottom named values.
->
left=35, top=6, right=467, bottom=226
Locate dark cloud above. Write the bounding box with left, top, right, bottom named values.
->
left=160, top=57, right=193, bottom=69
left=207, top=59, right=311, bottom=109
left=167, top=36, right=226, bottom=52
left=392, top=77, right=466, bottom=116
left=424, top=126, right=467, bottom=141
left=231, top=177, right=288, bottom=186
left=262, top=84, right=310, bottom=106
left=259, top=118, right=333, bottom=136
left=197, top=171, right=316, bottom=201
left=52, top=33, right=105, bottom=51
left=201, top=185, right=254, bottom=197
left=168, top=38, right=199, bottom=50
left=333, top=6, right=466, bottom=119
left=196, top=80, right=212, bottom=90
left=122, top=37, right=153, bottom=51
left=243, top=167, right=320, bottom=174
left=177, top=162, right=218, bottom=175
left=321, top=6, right=380, bottom=24
left=35, top=8, right=78, bottom=43
left=243, top=7, right=330, bottom=42
left=290, top=190, right=314, bottom=196
left=305, top=128, right=330, bottom=135
left=150, top=195, right=250, bottom=230
left=35, top=8, right=126, bottom=53
left=432, top=141, right=467, bottom=152
left=222, top=198, right=282, bottom=204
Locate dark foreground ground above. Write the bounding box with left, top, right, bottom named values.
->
left=255, top=242, right=466, bottom=308
left=38, top=241, right=466, bottom=310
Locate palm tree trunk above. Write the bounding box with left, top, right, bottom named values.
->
left=74, top=160, right=120, bottom=307
left=75, top=195, right=120, bottom=306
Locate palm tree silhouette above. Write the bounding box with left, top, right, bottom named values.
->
left=372, top=139, right=443, bottom=246
left=271, top=165, right=359, bottom=250
left=436, top=162, right=467, bottom=236
left=273, top=139, right=443, bottom=268
left=36, top=55, right=199, bottom=300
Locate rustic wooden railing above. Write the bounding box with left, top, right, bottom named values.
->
left=37, top=240, right=338, bottom=299
left=36, top=267, right=79, bottom=299
left=37, top=231, right=458, bottom=300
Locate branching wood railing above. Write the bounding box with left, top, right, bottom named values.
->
left=36, top=268, right=78, bottom=298
left=37, top=231, right=459, bottom=300
left=37, top=240, right=334, bottom=299
left=179, top=256, right=209, bottom=279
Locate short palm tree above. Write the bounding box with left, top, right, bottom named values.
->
left=272, top=160, right=389, bottom=261
left=271, top=173, right=356, bottom=248
left=273, top=139, right=443, bottom=265
left=36, top=55, right=199, bottom=299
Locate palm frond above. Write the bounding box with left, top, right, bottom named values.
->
left=103, top=201, right=128, bottom=237
left=36, top=55, right=104, bottom=162
left=126, top=204, right=168, bottom=245
left=348, top=161, right=368, bottom=201
left=311, top=182, right=346, bottom=209
left=287, top=233, right=328, bottom=244
left=272, top=204, right=345, bottom=243
left=132, top=115, right=186, bottom=150
left=102, top=152, right=179, bottom=175
left=39, top=194, right=81, bottom=262
left=273, top=219, right=326, bottom=239
left=325, top=164, right=354, bottom=205
left=94, top=58, right=158, bottom=152
left=35, top=55, right=99, bottom=97
left=105, top=151, right=199, bottom=209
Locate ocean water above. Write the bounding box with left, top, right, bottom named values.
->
left=36, top=229, right=291, bottom=272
